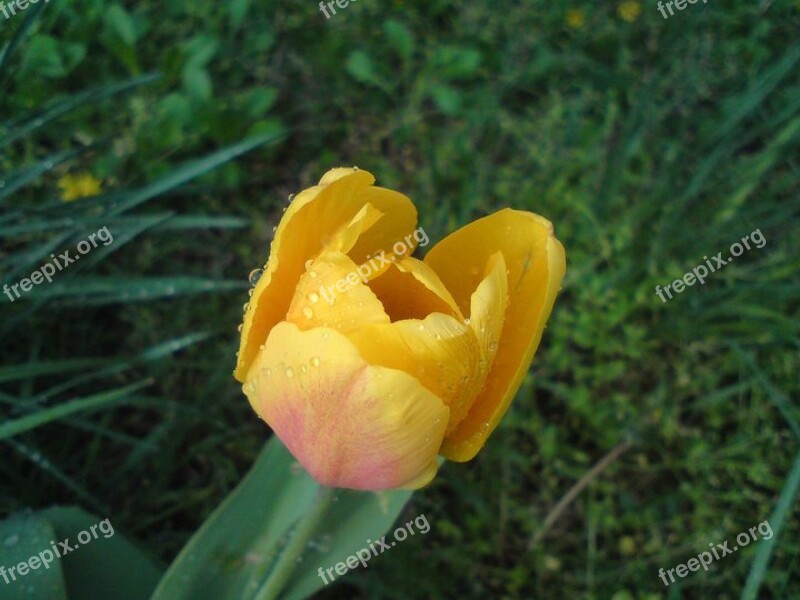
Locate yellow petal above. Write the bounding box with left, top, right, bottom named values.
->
left=286, top=249, right=390, bottom=334
left=347, top=312, right=480, bottom=414
left=235, top=169, right=417, bottom=381
left=368, top=257, right=464, bottom=321
left=425, top=209, right=566, bottom=461
left=244, top=322, right=449, bottom=490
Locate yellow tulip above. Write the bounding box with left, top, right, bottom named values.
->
left=235, top=168, right=566, bottom=490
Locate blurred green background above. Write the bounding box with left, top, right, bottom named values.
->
left=1, top=0, right=799, bottom=598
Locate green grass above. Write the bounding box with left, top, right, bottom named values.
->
left=1, top=0, right=799, bottom=598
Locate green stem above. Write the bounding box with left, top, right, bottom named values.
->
left=254, top=485, right=336, bottom=600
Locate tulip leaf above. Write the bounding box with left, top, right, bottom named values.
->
left=41, top=506, right=164, bottom=600
left=0, top=512, right=67, bottom=600
left=152, top=436, right=413, bottom=600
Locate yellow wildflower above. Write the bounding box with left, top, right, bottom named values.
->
left=566, top=9, right=585, bottom=29
left=618, top=1, right=642, bottom=22
left=57, top=172, right=103, bottom=202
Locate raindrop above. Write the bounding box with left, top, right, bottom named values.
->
left=265, top=368, right=272, bottom=377
left=272, top=226, right=277, bottom=234
left=248, top=288, right=254, bottom=297
left=288, top=193, right=296, bottom=202
left=463, top=318, right=471, bottom=325
left=352, top=166, right=359, bottom=171
left=300, top=365, right=308, bottom=374
left=249, top=268, right=264, bottom=286
left=310, top=357, right=321, bottom=367
left=285, top=367, right=295, bottom=378
left=417, top=323, right=425, bottom=331
left=302, top=306, right=314, bottom=319
left=309, top=270, right=319, bottom=279
left=308, top=292, right=320, bottom=304
left=243, top=302, right=250, bottom=312
left=435, top=333, right=442, bottom=340
left=237, top=324, right=243, bottom=333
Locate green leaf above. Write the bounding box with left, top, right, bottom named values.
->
left=0, top=380, right=151, bottom=441
left=104, top=5, right=138, bottom=46
left=230, top=0, right=253, bottom=31
left=0, top=512, right=67, bottom=600
left=431, top=46, right=482, bottom=80
left=182, top=66, right=213, bottom=101
left=740, top=448, right=800, bottom=600
left=384, top=20, right=414, bottom=63
left=430, top=84, right=462, bottom=116
left=41, top=506, right=164, bottom=600
left=152, top=437, right=412, bottom=600
left=345, top=51, right=391, bottom=94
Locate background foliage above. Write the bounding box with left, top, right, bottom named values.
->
left=1, top=0, right=799, bottom=598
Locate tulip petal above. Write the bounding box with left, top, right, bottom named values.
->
left=347, top=312, right=480, bottom=414
left=286, top=250, right=390, bottom=334
left=244, top=322, right=449, bottom=490
left=235, top=168, right=418, bottom=382
left=368, top=257, right=464, bottom=321
left=425, top=209, right=566, bottom=461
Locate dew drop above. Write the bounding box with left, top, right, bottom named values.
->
left=300, top=365, right=308, bottom=374
left=308, top=292, right=320, bottom=304
left=288, top=193, right=296, bottom=202
left=302, top=306, right=314, bottom=319
left=309, top=270, right=318, bottom=279
left=311, top=357, right=321, bottom=367
left=285, top=367, right=295, bottom=378
left=272, top=226, right=277, bottom=233
left=237, top=324, right=243, bottom=333
left=265, top=368, right=272, bottom=377
left=248, top=268, right=263, bottom=286
left=463, top=318, right=471, bottom=325
left=248, top=288, right=254, bottom=297
left=417, top=323, right=425, bottom=331
left=243, top=302, right=250, bottom=312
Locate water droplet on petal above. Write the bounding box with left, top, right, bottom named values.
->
left=285, top=367, right=295, bottom=378
left=300, top=365, right=308, bottom=374
left=265, top=368, right=272, bottom=377
left=464, top=318, right=471, bottom=325
left=311, top=357, right=321, bottom=367
left=417, top=323, right=425, bottom=331
left=237, top=324, right=243, bottom=333
left=288, top=193, right=296, bottom=202
left=308, top=292, right=320, bottom=304
left=309, top=270, right=318, bottom=279
left=302, top=306, right=314, bottom=319
left=248, top=269, right=263, bottom=286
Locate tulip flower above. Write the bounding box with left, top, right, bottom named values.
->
left=235, top=168, right=565, bottom=491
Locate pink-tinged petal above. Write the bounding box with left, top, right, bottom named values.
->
left=244, top=322, right=449, bottom=490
